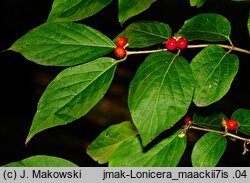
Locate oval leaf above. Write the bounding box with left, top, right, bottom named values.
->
left=231, top=108, right=250, bottom=136
left=9, top=22, right=116, bottom=66
left=177, top=13, right=231, bottom=42
left=3, top=155, right=77, bottom=167
left=118, top=0, right=157, bottom=25
left=191, top=45, right=239, bottom=107
left=47, top=0, right=113, bottom=22
left=87, top=121, right=138, bottom=164
left=190, top=0, right=207, bottom=8
left=193, top=113, right=228, bottom=130
left=26, top=57, right=117, bottom=143
left=115, top=21, right=171, bottom=48
left=192, top=132, right=227, bottom=167
left=109, top=130, right=187, bottom=167
left=128, top=51, right=195, bottom=146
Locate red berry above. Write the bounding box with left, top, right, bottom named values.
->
left=226, top=119, right=237, bottom=131
left=114, top=46, right=126, bottom=59
left=116, top=36, right=128, bottom=47
left=183, top=116, right=191, bottom=125
left=177, top=37, right=188, bottom=49
left=165, top=38, right=178, bottom=51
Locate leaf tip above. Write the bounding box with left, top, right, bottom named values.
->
left=25, top=133, right=35, bottom=146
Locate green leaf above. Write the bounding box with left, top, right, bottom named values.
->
left=190, top=0, right=207, bottom=8
left=26, top=57, right=117, bottom=143
left=3, top=155, right=77, bottom=167
left=193, top=113, right=228, bottom=130
left=177, top=13, right=231, bottom=42
left=128, top=51, right=195, bottom=146
left=87, top=121, right=138, bottom=164
left=192, top=132, right=227, bottom=167
left=231, top=109, right=250, bottom=136
left=109, top=130, right=187, bottom=167
left=47, top=0, right=113, bottom=22
left=115, top=21, right=171, bottom=48
left=118, top=0, right=157, bottom=25
left=9, top=22, right=116, bottom=66
left=191, top=45, right=239, bottom=107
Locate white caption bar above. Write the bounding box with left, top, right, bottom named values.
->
left=0, top=167, right=249, bottom=183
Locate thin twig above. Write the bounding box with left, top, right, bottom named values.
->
left=126, top=49, right=166, bottom=55
left=189, top=125, right=250, bottom=143
left=187, top=44, right=250, bottom=54
left=126, top=44, right=250, bottom=55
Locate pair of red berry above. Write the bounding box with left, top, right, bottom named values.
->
left=165, top=37, right=188, bottom=51
left=114, top=37, right=128, bottom=59
left=221, top=118, right=238, bottom=131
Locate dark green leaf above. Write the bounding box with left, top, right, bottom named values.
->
left=177, top=13, right=231, bottom=42
left=118, top=0, right=157, bottom=25
left=47, top=0, right=113, bottom=22
left=115, top=21, right=171, bottom=48
left=87, top=121, right=138, bottom=164
left=26, top=57, right=117, bottom=143
left=128, top=51, right=195, bottom=146
left=231, top=109, right=250, bottom=136
left=193, top=113, right=228, bottom=130
left=9, top=22, right=115, bottom=66
left=190, top=0, right=207, bottom=8
left=191, top=45, right=239, bottom=107
left=109, top=130, right=187, bottom=167
left=3, top=155, right=77, bottom=167
left=192, top=132, right=227, bottom=167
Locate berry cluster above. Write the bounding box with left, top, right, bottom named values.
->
left=221, top=118, right=239, bottom=131
left=114, top=36, right=128, bottom=59
left=165, top=37, right=188, bottom=51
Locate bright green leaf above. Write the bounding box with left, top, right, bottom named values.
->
left=109, top=130, right=187, bottom=167
left=87, top=121, right=138, bottom=164
left=192, top=132, right=227, bottom=167
left=3, top=155, right=77, bottom=167
left=177, top=13, right=231, bottom=42
left=191, top=45, right=239, bottom=107
left=190, top=0, right=207, bottom=8
left=128, top=51, right=195, bottom=146
left=231, top=109, right=250, bottom=136
left=9, top=22, right=116, bottom=66
left=115, top=21, right=171, bottom=48
left=47, top=0, right=113, bottom=22
left=193, top=113, right=228, bottom=130
left=26, top=57, right=117, bottom=143
left=118, top=0, right=157, bottom=25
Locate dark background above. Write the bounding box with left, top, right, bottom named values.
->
left=0, top=0, right=250, bottom=166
